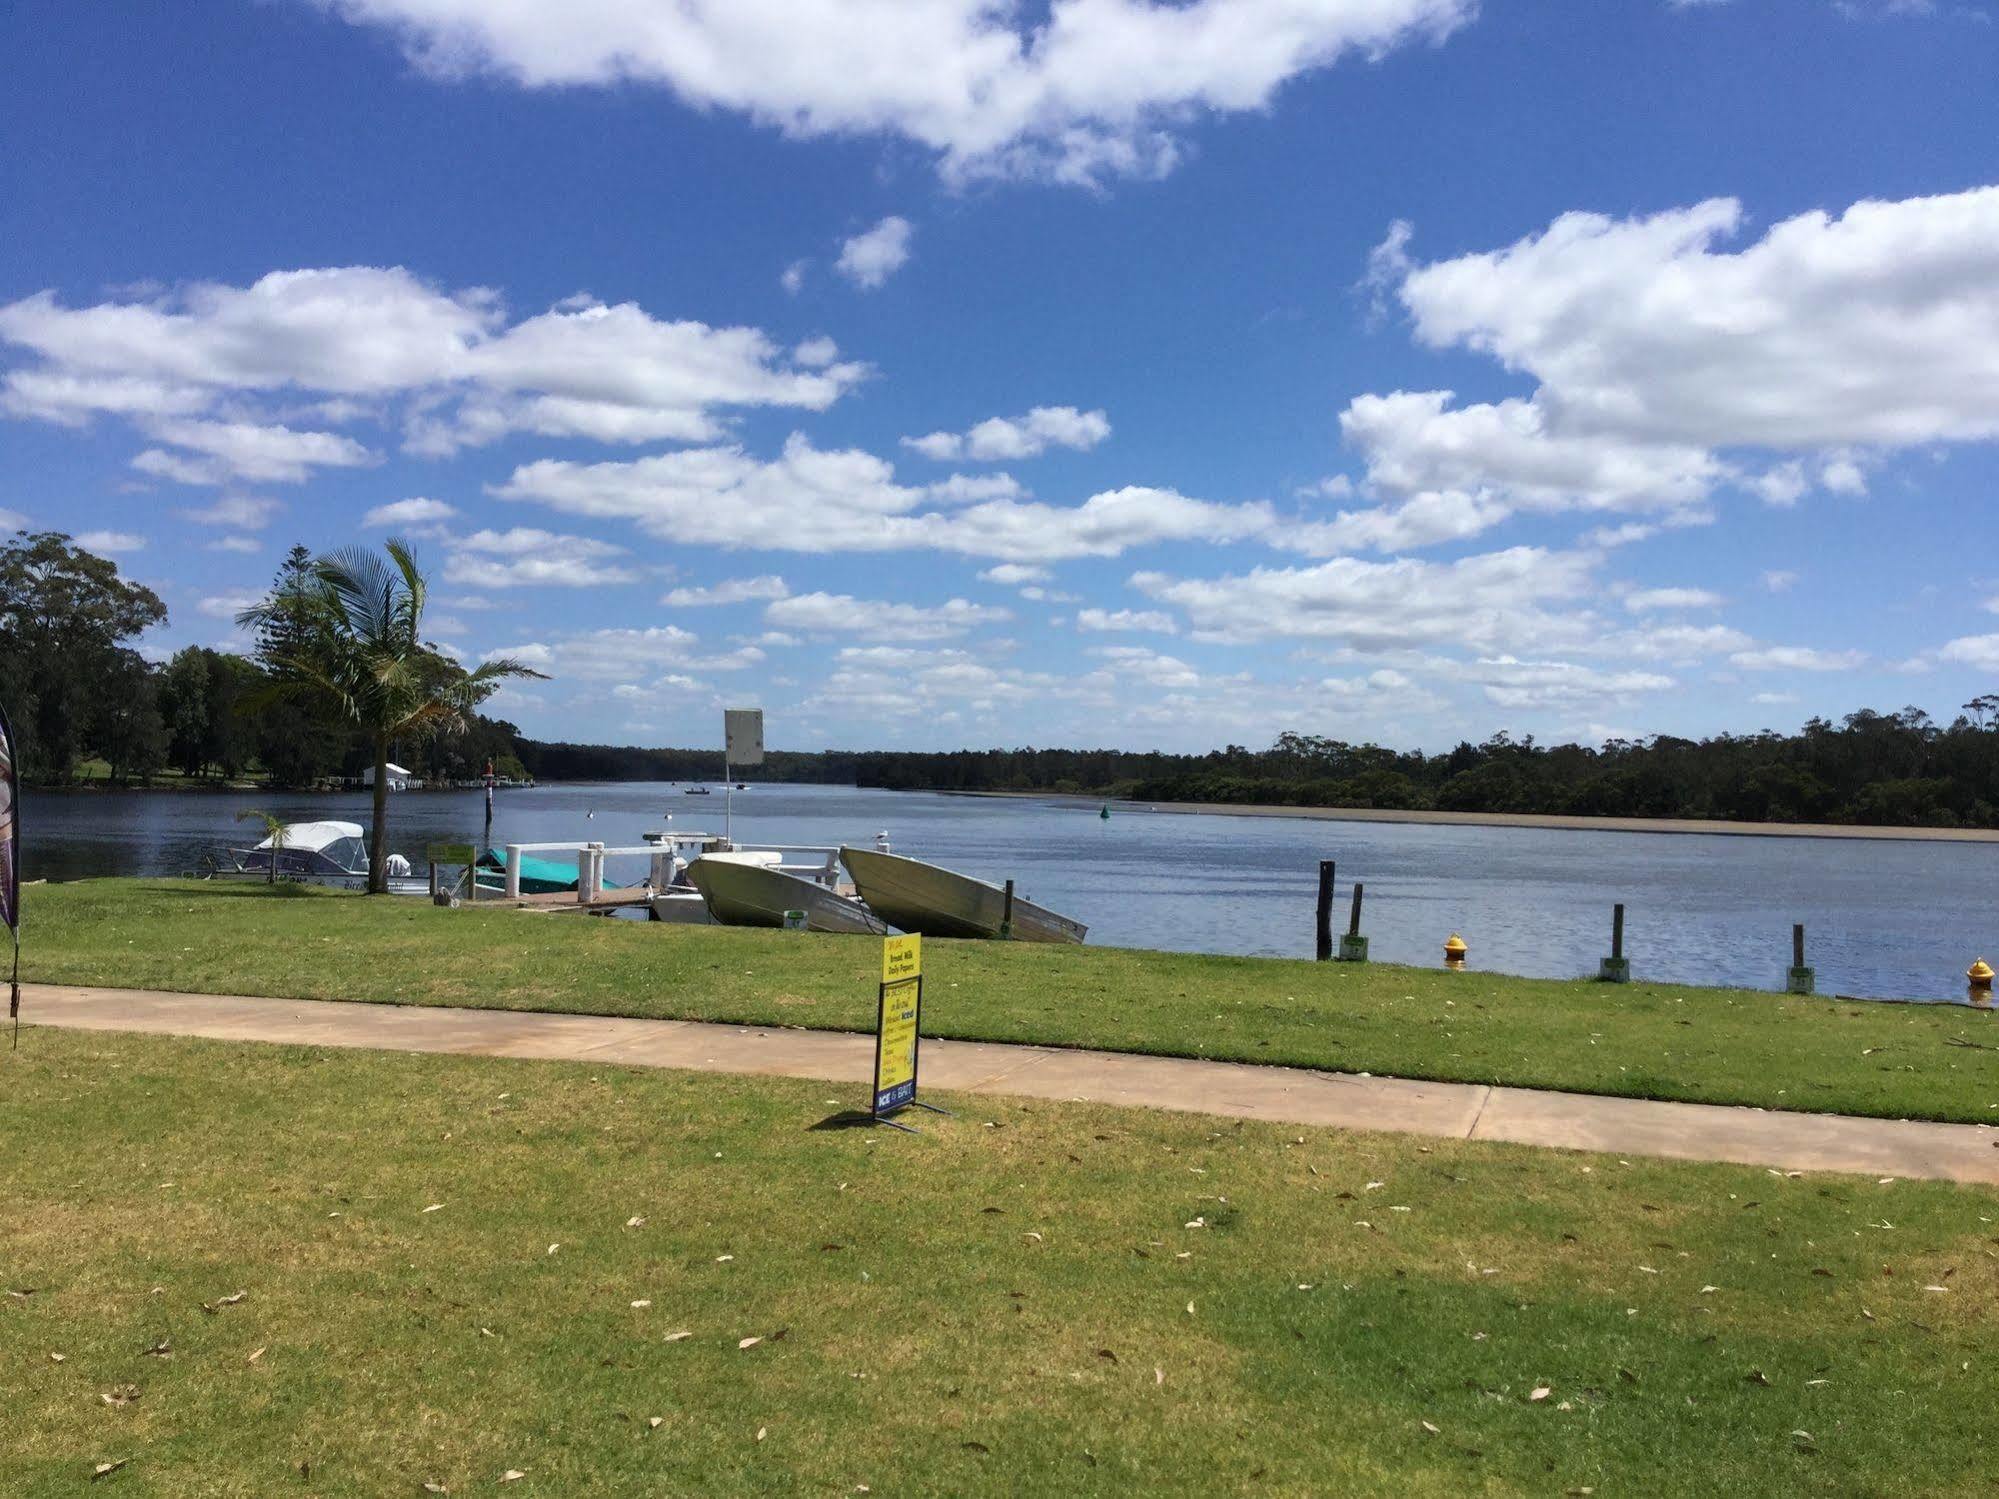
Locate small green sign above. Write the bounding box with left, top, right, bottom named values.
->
left=426, top=842, right=476, bottom=865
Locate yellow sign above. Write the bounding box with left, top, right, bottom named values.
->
left=873, top=934, right=923, bottom=1116
left=883, top=933, right=921, bottom=983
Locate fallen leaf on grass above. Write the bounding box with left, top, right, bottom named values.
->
left=961, top=1441, right=990, bottom=1454
left=247, top=1348, right=265, bottom=1365
left=1528, top=1387, right=1551, bottom=1402
left=500, top=1470, right=526, bottom=1483
left=1420, top=1421, right=1440, bottom=1435
left=91, top=1459, right=128, bottom=1481
left=1154, top=1368, right=1164, bottom=1386
left=664, top=1331, right=692, bottom=1343
left=630, top=1300, right=651, bottom=1309
left=625, top=1216, right=646, bottom=1229
left=47, top=1351, right=65, bottom=1363
left=424, top=1485, right=447, bottom=1494
left=756, top=1427, right=767, bottom=1442
left=142, top=1339, right=172, bottom=1359
left=1746, top=1370, right=1771, bottom=1387
left=546, top=1244, right=560, bottom=1257
left=715, top=1255, right=734, bottom=1264
left=99, top=1386, right=140, bottom=1407
left=739, top=1337, right=763, bottom=1350
left=422, top=1204, right=445, bottom=1214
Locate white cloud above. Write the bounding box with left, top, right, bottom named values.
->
left=1728, top=645, right=1868, bottom=671
left=1761, top=569, right=1799, bottom=593
left=197, top=589, right=264, bottom=619
left=1938, top=634, right=1999, bottom=672
left=1750, top=691, right=1799, bottom=706
left=206, top=535, right=262, bottom=554
left=1454, top=655, right=1675, bottom=711
left=1394, top=186, right=1999, bottom=451
left=1076, top=606, right=1178, bottom=634
left=1132, top=546, right=1601, bottom=652
left=792, top=336, right=838, bottom=368
left=443, top=527, right=639, bottom=588
left=835, top=217, right=913, bottom=290
left=76, top=529, right=146, bottom=554
left=978, top=563, right=1051, bottom=586
left=0, top=267, right=866, bottom=467
left=0, top=507, right=24, bottom=531
left=309, top=0, right=1474, bottom=186
left=486, top=625, right=763, bottom=682
left=132, top=418, right=376, bottom=485
left=363, top=496, right=459, bottom=528
left=779, top=261, right=808, bottom=296
left=493, top=434, right=1277, bottom=561
left=662, top=575, right=791, bottom=607
left=903, top=405, right=1111, bottom=462
left=1624, top=586, right=1722, bottom=611
left=1346, top=185, right=1999, bottom=547
left=178, top=495, right=280, bottom=529
left=765, top=592, right=1010, bottom=642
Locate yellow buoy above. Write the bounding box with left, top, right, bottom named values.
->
left=1443, top=933, right=1467, bottom=969
left=1970, top=957, right=1995, bottom=989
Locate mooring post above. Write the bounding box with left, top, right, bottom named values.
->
left=1315, top=860, right=1335, bottom=961
left=1787, top=922, right=1815, bottom=995
left=504, top=844, right=523, bottom=901
left=428, top=860, right=439, bottom=900
left=1599, top=902, right=1631, bottom=983
left=1001, top=878, right=1015, bottom=940
left=1337, top=882, right=1369, bottom=962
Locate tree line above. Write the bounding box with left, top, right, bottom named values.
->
left=0, top=533, right=531, bottom=792
left=7, top=529, right=1996, bottom=829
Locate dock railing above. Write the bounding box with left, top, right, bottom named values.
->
left=498, top=840, right=843, bottom=902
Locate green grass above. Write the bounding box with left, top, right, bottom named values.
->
left=4, top=1026, right=1995, bottom=1496
left=25, top=880, right=1999, bottom=1125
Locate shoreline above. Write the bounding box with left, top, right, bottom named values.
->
left=936, top=789, right=1999, bottom=844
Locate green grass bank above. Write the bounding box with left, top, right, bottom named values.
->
left=24, top=880, right=1999, bottom=1125
left=5, top=1027, right=1996, bottom=1496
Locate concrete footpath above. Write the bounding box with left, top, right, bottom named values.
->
left=22, top=983, right=1999, bottom=1185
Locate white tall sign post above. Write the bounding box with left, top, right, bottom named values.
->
left=722, top=709, right=764, bottom=844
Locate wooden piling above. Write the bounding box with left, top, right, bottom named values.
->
left=1612, top=903, right=1625, bottom=961
left=1001, top=879, right=1015, bottom=940
left=1348, top=883, right=1364, bottom=938
left=1793, top=923, right=1806, bottom=969
left=1315, top=860, right=1335, bottom=961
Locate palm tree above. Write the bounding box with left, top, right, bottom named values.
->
left=240, top=540, right=545, bottom=893
left=236, top=809, right=287, bottom=884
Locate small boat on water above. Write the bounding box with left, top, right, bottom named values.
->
left=839, top=845, right=1087, bottom=943
left=215, top=820, right=428, bottom=894
left=683, top=786, right=712, bottom=796
left=687, top=850, right=886, bottom=935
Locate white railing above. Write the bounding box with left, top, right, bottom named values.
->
left=497, top=839, right=843, bottom=902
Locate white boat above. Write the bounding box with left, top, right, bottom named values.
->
left=687, top=850, right=887, bottom=935
left=839, top=845, right=1087, bottom=943
left=215, top=820, right=429, bottom=895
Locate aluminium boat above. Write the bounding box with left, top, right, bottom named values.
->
left=687, top=850, right=887, bottom=935
left=838, top=845, right=1086, bottom=943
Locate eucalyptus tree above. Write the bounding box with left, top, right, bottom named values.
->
left=241, top=540, right=544, bottom=893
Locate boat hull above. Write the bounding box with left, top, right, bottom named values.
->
left=688, top=856, right=887, bottom=935
left=838, top=847, right=1086, bottom=943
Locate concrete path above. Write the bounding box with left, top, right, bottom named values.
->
left=23, top=983, right=1999, bottom=1185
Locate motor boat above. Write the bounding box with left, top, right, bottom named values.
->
left=686, top=849, right=887, bottom=935
left=683, top=786, right=713, bottom=796
left=215, top=820, right=428, bottom=894
left=838, top=845, right=1086, bottom=943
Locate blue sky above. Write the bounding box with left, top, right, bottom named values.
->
left=3, top=0, right=1997, bottom=753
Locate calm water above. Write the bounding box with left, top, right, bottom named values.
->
left=24, top=781, right=1999, bottom=1003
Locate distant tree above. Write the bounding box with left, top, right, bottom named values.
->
left=158, top=647, right=213, bottom=776
left=248, top=545, right=343, bottom=786
left=240, top=540, right=545, bottom=892
left=91, top=648, right=168, bottom=783
left=0, top=532, right=167, bottom=782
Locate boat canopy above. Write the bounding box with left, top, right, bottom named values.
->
left=256, top=821, right=365, bottom=852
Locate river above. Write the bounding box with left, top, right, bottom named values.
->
left=23, top=781, right=1999, bottom=1003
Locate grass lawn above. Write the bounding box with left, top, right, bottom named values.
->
left=4, top=1026, right=1996, bottom=1496
left=27, top=881, right=1999, bottom=1126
